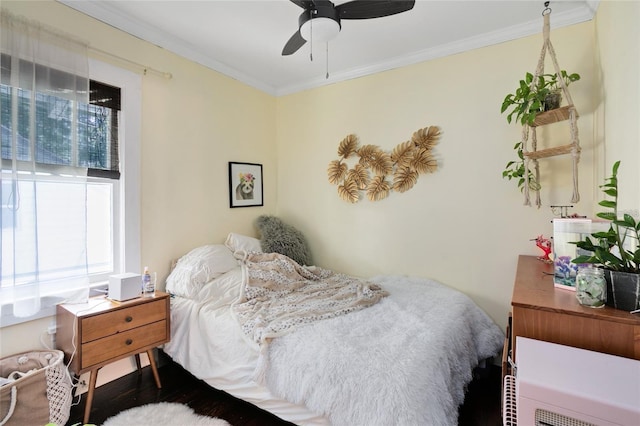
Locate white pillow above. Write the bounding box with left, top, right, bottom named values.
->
left=198, top=268, right=243, bottom=304
left=166, top=244, right=239, bottom=299
left=224, top=233, right=262, bottom=259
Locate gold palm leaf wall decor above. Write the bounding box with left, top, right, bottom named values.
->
left=327, top=126, right=442, bottom=203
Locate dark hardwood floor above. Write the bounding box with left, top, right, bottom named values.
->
left=67, top=351, right=502, bottom=426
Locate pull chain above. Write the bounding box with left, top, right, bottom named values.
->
left=309, top=11, right=313, bottom=62
left=326, top=42, right=329, bottom=79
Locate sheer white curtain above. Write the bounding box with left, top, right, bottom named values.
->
left=1, top=9, right=90, bottom=318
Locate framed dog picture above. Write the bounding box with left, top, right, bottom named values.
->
left=229, top=162, right=263, bottom=208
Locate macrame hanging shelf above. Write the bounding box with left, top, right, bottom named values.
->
left=522, top=3, right=580, bottom=208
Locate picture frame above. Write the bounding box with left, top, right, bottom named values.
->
left=229, top=162, right=263, bottom=208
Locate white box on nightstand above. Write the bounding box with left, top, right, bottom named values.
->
left=108, top=273, right=141, bottom=301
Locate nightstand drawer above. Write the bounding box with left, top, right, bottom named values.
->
left=81, top=319, right=168, bottom=369
left=81, top=298, right=167, bottom=343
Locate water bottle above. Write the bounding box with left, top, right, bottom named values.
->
left=142, top=266, right=155, bottom=297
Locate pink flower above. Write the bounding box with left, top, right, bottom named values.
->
left=239, top=173, right=255, bottom=183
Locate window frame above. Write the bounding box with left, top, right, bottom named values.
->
left=89, top=58, right=141, bottom=279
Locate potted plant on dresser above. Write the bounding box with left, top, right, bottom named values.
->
left=571, top=161, right=640, bottom=311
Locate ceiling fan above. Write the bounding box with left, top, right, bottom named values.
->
left=282, top=0, right=416, bottom=56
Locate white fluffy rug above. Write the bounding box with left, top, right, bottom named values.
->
left=102, top=402, right=230, bottom=426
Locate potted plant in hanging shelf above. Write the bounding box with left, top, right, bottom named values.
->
left=500, top=70, right=580, bottom=126
left=500, top=70, right=580, bottom=193
left=571, top=161, right=640, bottom=312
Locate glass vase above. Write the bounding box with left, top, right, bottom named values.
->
left=575, top=266, right=606, bottom=308
left=543, top=90, right=562, bottom=111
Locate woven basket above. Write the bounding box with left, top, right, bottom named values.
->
left=0, top=350, right=72, bottom=426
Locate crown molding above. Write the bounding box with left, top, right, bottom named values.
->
left=58, top=0, right=599, bottom=97
left=275, top=1, right=600, bottom=96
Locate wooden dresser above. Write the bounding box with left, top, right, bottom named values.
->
left=510, top=255, right=640, bottom=363
left=56, top=292, right=170, bottom=423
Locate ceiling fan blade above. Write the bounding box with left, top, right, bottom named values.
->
left=337, top=0, right=415, bottom=19
left=311, top=0, right=335, bottom=8
left=290, top=0, right=314, bottom=9
left=282, top=29, right=307, bottom=56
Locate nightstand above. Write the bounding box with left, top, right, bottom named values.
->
left=56, top=292, right=170, bottom=424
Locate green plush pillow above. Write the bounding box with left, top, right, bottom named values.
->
left=255, top=215, right=312, bottom=266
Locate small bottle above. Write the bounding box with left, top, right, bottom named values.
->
left=142, top=266, right=154, bottom=297
left=575, top=265, right=606, bottom=308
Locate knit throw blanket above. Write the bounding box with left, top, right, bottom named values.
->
left=233, top=252, right=388, bottom=346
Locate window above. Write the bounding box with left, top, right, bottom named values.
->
left=1, top=79, right=119, bottom=281
left=0, top=59, right=140, bottom=326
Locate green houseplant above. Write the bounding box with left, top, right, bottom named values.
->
left=502, top=141, right=541, bottom=192
left=501, top=70, right=581, bottom=126
left=500, top=70, right=580, bottom=193
left=571, top=161, right=640, bottom=311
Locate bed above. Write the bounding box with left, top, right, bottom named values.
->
left=162, top=231, right=504, bottom=426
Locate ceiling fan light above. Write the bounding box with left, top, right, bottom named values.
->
left=300, top=17, right=340, bottom=42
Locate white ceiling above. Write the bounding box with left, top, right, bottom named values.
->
left=58, top=0, right=599, bottom=96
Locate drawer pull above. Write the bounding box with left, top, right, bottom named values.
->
left=125, top=339, right=133, bottom=345
left=125, top=316, right=133, bottom=322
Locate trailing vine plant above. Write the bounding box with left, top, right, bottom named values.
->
left=500, top=70, right=580, bottom=193
left=502, top=141, right=541, bottom=192
left=327, top=126, right=442, bottom=203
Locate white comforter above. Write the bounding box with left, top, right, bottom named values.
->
left=266, top=274, right=504, bottom=426
left=164, top=268, right=504, bottom=426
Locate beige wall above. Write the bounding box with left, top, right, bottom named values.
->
left=1, top=0, right=277, bottom=358
left=276, top=21, right=599, bottom=327
left=593, top=1, right=640, bottom=213
left=273, top=0, right=637, bottom=329
left=1, top=1, right=638, bottom=366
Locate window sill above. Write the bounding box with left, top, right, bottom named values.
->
left=0, top=282, right=108, bottom=328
